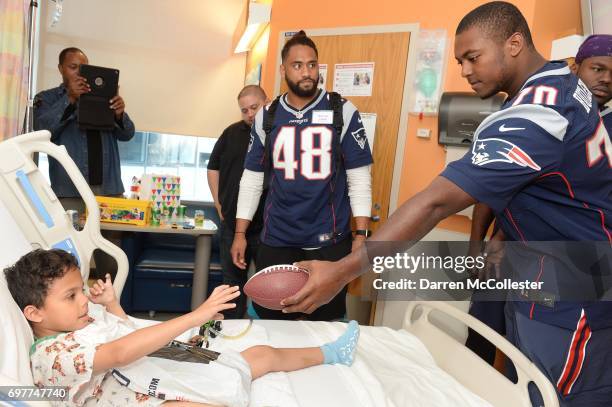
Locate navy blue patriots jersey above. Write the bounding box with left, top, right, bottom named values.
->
left=442, top=62, right=612, bottom=329
left=244, top=90, right=373, bottom=247
left=603, top=106, right=612, bottom=137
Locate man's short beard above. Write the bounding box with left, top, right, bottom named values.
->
left=286, top=77, right=318, bottom=98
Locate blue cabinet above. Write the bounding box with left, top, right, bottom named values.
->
left=120, top=203, right=222, bottom=313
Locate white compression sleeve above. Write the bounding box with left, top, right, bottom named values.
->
left=236, top=169, right=264, bottom=221
left=346, top=165, right=372, bottom=217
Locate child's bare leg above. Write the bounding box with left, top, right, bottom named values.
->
left=241, top=345, right=323, bottom=379
left=241, top=320, right=360, bottom=380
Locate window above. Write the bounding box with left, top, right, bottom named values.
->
left=118, top=133, right=146, bottom=164
left=119, top=131, right=218, bottom=202
left=37, top=131, right=219, bottom=202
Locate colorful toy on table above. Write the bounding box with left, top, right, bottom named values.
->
left=95, top=196, right=150, bottom=226
left=129, top=176, right=141, bottom=200
left=139, top=174, right=181, bottom=215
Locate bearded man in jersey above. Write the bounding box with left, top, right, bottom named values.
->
left=283, top=3, right=612, bottom=405
left=231, top=31, right=373, bottom=321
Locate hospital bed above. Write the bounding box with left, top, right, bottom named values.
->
left=0, top=131, right=558, bottom=406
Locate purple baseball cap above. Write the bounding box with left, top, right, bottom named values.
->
left=575, top=34, right=612, bottom=63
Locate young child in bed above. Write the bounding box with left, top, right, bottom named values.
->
left=4, top=249, right=360, bottom=407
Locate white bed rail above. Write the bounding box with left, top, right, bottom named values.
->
left=403, top=301, right=559, bottom=407
left=0, top=130, right=128, bottom=296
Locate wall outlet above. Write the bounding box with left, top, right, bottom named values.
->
left=417, top=128, right=431, bottom=138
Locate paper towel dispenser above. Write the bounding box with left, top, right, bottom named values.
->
left=438, top=92, right=505, bottom=146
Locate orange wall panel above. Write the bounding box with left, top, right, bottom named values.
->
left=532, top=0, right=583, bottom=58
left=261, top=0, right=536, bottom=92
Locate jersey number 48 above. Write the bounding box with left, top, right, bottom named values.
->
left=273, top=126, right=333, bottom=180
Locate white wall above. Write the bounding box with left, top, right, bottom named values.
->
left=36, top=0, right=246, bottom=137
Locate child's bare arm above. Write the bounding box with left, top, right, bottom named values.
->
left=87, top=274, right=128, bottom=319
left=105, top=300, right=128, bottom=320
left=93, top=285, right=239, bottom=375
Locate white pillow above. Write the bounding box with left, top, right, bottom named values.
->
left=0, top=276, right=35, bottom=386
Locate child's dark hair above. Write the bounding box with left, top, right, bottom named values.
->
left=281, top=30, right=318, bottom=62
left=4, top=249, right=79, bottom=311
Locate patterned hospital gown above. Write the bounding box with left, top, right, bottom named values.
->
left=30, top=304, right=163, bottom=406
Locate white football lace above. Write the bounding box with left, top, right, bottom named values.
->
left=250, top=264, right=309, bottom=279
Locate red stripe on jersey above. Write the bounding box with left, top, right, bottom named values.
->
left=556, top=310, right=588, bottom=395
left=536, top=173, right=610, bottom=241
left=529, top=256, right=546, bottom=320
left=536, top=172, right=575, bottom=198
left=597, top=209, right=612, bottom=244
left=504, top=208, right=526, bottom=242
left=563, top=324, right=592, bottom=396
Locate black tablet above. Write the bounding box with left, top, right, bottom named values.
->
left=77, top=64, right=120, bottom=130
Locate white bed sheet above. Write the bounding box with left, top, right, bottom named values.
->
left=203, top=320, right=491, bottom=407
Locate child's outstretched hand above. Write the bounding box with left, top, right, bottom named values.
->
left=193, top=285, right=240, bottom=324
left=87, top=274, right=117, bottom=306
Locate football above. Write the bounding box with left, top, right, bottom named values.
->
left=244, top=264, right=309, bottom=310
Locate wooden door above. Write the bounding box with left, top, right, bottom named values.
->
left=280, top=32, right=410, bottom=235
left=278, top=31, right=411, bottom=321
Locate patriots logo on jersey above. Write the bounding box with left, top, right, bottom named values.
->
left=471, top=137, right=541, bottom=171
left=352, top=127, right=368, bottom=150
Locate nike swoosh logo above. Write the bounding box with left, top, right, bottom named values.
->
left=499, top=124, right=525, bottom=132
